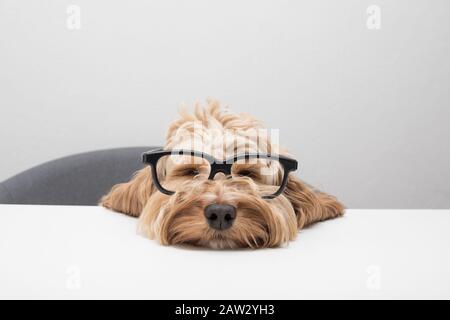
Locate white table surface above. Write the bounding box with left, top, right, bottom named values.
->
left=0, top=204, right=449, bottom=299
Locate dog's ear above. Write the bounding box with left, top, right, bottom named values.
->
left=283, top=174, right=345, bottom=229
left=100, top=167, right=155, bottom=217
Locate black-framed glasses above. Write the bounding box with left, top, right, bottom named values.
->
left=142, top=148, right=298, bottom=199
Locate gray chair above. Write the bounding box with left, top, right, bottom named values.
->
left=0, top=147, right=158, bottom=206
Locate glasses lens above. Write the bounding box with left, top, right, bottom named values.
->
left=231, top=157, right=284, bottom=196
left=156, top=154, right=211, bottom=193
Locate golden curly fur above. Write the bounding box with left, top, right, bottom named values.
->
left=101, top=100, right=344, bottom=249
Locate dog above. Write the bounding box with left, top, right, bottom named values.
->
left=101, top=100, right=344, bottom=249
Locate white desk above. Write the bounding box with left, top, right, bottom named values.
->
left=0, top=205, right=449, bottom=299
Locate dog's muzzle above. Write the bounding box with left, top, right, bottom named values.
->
left=204, top=204, right=236, bottom=231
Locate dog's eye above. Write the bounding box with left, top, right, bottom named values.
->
left=174, top=167, right=200, bottom=177
left=236, top=170, right=258, bottom=179
left=187, top=169, right=200, bottom=176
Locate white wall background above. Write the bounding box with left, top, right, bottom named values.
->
left=0, top=0, right=449, bottom=208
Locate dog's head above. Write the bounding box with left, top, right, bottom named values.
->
left=102, top=100, right=344, bottom=249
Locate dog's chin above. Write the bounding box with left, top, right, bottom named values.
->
left=167, top=228, right=269, bottom=250
left=197, top=235, right=239, bottom=250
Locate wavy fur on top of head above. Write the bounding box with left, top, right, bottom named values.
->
left=101, top=99, right=344, bottom=249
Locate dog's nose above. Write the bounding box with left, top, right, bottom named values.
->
left=204, top=204, right=237, bottom=230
